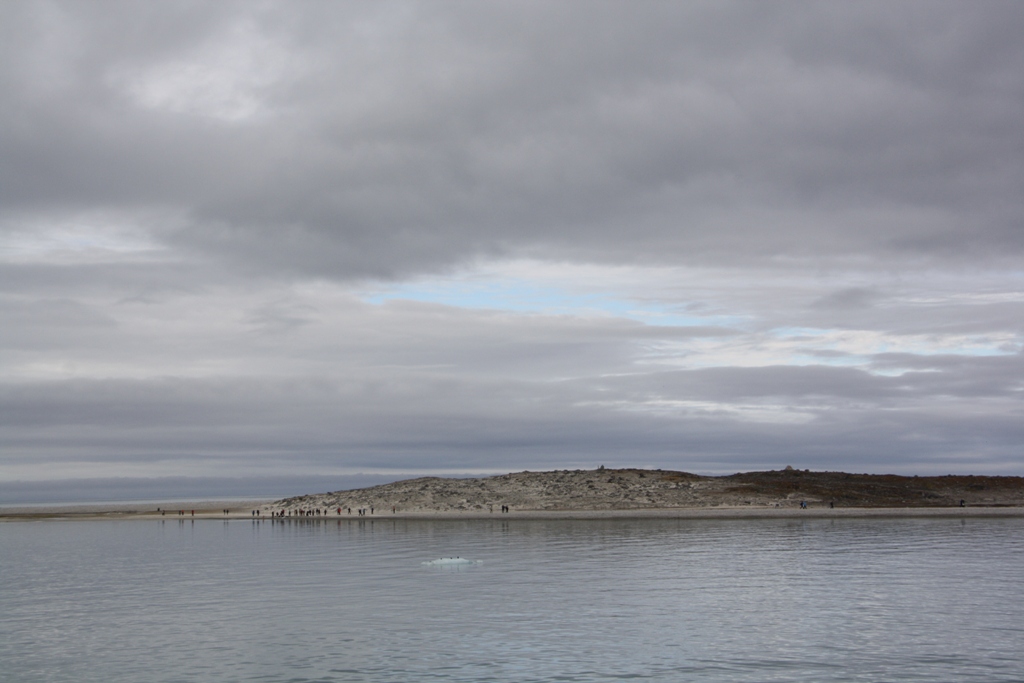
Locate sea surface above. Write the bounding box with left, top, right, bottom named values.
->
left=1, top=516, right=1022, bottom=682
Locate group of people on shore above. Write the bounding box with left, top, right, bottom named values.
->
left=156, top=508, right=194, bottom=516
left=218, top=503, right=520, bottom=518
left=257, top=506, right=384, bottom=518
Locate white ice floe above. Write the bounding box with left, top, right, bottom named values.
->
left=422, top=557, right=482, bottom=566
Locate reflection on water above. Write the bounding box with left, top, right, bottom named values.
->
left=1, top=517, right=1022, bottom=682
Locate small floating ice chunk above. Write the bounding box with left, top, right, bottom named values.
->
left=422, top=557, right=481, bottom=566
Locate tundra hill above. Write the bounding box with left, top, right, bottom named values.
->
left=270, top=468, right=1024, bottom=513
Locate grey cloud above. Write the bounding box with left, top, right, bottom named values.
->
left=0, top=297, right=116, bottom=350
left=4, top=348, right=1022, bottom=476
left=810, top=288, right=879, bottom=310
left=621, top=353, right=1024, bottom=403
left=2, top=2, right=1022, bottom=279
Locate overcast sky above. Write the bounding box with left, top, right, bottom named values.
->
left=2, top=1, right=1023, bottom=493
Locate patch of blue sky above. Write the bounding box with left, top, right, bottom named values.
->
left=787, top=353, right=868, bottom=368
left=361, top=278, right=742, bottom=328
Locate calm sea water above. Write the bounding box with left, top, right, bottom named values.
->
left=1, top=517, right=1022, bottom=682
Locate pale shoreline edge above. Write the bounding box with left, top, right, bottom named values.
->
left=3, top=505, right=1023, bottom=521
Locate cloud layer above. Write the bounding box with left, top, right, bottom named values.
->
left=2, top=1, right=1022, bottom=487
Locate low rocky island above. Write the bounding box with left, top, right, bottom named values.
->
left=268, top=467, right=1024, bottom=516
left=6, top=467, right=1024, bottom=521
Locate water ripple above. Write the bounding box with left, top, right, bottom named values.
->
left=1, top=517, right=1022, bottom=682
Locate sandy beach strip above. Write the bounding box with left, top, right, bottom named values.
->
left=2, top=504, right=1023, bottom=522
left=0, top=500, right=274, bottom=521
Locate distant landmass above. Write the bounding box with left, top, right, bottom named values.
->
left=273, top=467, right=1024, bottom=513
